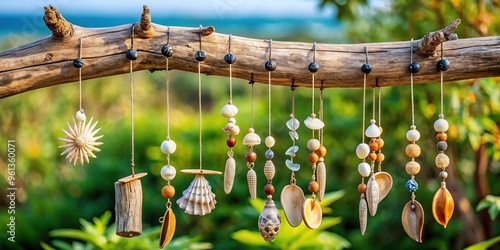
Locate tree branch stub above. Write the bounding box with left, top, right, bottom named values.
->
left=416, top=18, right=461, bottom=57
left=43, top=5, right=73, bottom=39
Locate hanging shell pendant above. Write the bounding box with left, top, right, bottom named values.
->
left=258, top=197, right=281, bottom=242
left=316, top=161, right=326, bottom=201
left=432, top=182, right=454, bottom=228
left=247, top=168, right=257, bottom=199
left=224, top=157, right=236, bottom=194
left=159, top=207, right=176, bottom=248
left=302, top=198, right=322, bottom=229
left=176, top=174, right=217, bottom=216
left=366, top=176, right=380, bottom=216
left=359, top=195, right=368, bottom=235
left=281, top=184, right=305, bottom=227
left=402, top=200, right=424, bottom=243
left=372, top=171, right=393, bottom=202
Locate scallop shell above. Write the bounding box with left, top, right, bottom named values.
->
left=224, top=157, right=236, bottom=194
left=359, top=195, right=368, bottom=235
left=304, top=116, right=324, bottom=130
left=258, top=197, right=281, bottom=242
left=286, top=118, right=300, bottom=131
left=221, top=103, right=239, bottom=118
left=316, top=162, right=326, bottom=202
left=302, top=198, right=322, bottom=229
left=285, top=159, right=300, bottom=172
left=264, top=160, right=276, bottom=181
left=373, top=171, right=393, bottom=202
left=432, top=183, right=454, bottom=228
left=242, top=130, right=261, bottom=146
left=366, top=176, right=380, bottom=216
left=159, top=207, right=176, bottom=248
left=247, top=169, right=257, bottom=199
left=281, top=184, right=305, bottom=227
left=402, top=200, right=424, bottom=243
left=176, top=174, right=217, bottom=216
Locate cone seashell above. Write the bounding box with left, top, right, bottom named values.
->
left=247, top=168, right=257, bottom=199
left=224, top=157, right=236, bottom=194
left=221, top=103, right=239, bottom=118
left=286, top=118, right=300, bottom=131
left=258, top=197, right=281, bottom=242
left=242, top=128, right=261, bottom=146
left=432, top=182, right=454, bottom=228
left=302, top=198, right=322, bottom=229
left=316, top=162, right=326, bottom=202
left=402, top=200, right=424, bottom=243
left=285, top=159, right=300, bottom=171
left=281, top=184, right=305, bottom=227
left=359, top=195, right=368, bottom=235
left=304, top=116, right=324, bottom=130
left=176, top=174, right=217, bottom=216
left=366, top=176, right=380, bottom=216
left=264, top=160, right=276, bottom=181
left=159, top=207, right=176, bottom=248
left=372, top=172, right=393, bottom=202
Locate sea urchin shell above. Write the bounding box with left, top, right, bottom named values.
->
left=59, top=113, right=103, bottom=165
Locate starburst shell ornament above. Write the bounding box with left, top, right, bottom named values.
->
left=59, top=110, right=103, bottom=165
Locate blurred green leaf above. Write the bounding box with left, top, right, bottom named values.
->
left=464, top=236, right=500, bottom=250
left=476, top=195, right=500, bottom=220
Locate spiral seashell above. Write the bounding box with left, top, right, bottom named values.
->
left=359, top=195, right=368, bottom=235
left=176, top=174, right=217, bottom=216
left=159, top=207, right=176, bottom=248
left=402, top=200, right=424, bottom=242
left=304, top=116, right=324, bottom=130
left=286, top=118, right=300, bottom=131
left=366, top=176, right=380, bottom=216
left=316, top=162, right=326, bottom=202
left=264, top=160, right=275, bottom=181
left=285, top=159, right=300, bottom=171
left=432, top=182, right=454, bottom=228
left=258, top=197, right=281, bottom=242
left=247, top=169, right=257, bottom=199
left=221, top=103, right=239, bottom=118
left=242, top=128, right=261, bottom=146
left=224, top=157, right=236, bottom=194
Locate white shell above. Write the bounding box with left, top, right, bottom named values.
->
left=242, top=128, right=261, bottom=146
left=281, top=184, right=305, bottom=227
left=304, top=116, right=325, bottom=130
left=358, top=162, right=371, bottom=177
left=307, top=139, right=321, bottom=151
left=161, top=140, right=177, bottom=155
left=76, top=110, right=86, bottom=122
left=285, top=146, right=299, bottom=155
left=366, top=177, right=380, bottom=216
left=406, top=129, right=421, bottom=142
left=176, top=174, right=217, bottom=216
left=359, top=196, right=368, bottom=235
left=160, top=165, right=177, bottom=181
left=221, top=104, right=238, bottom=118
left=434, top=118, right=449, bottom=132
left=231, top=125, right=240, bottom=135
left=286, top=118, right=300, bottom=131
left=285, top=159, right=300, bottom=171
left=228, top=117, right=236, bottom=124
left=289, top=131, right=299, bottom=140
left=316, top=161, right=326, bottom=202
left=224, top=157, right=236, bottom=194
left=265, top=136, right=275, bottom=148
left=247, top=169, right=257, bottom=199
left=365, top=124, right=381, bottom=138
left=356, top=143, right=370, bottom=159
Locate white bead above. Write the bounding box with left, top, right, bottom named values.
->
left=265, top=136, right=275, bottom=148
left=356, top=143, right=370, bottom=159
left=221, top=104, right=238, bottom=118
left=231, top=125, right=240, bottom=135
left=358, top=162, right=371, bottom=177
left=406, top=129, right=421, bottom=142
left=160, top=139, right=177, bottom=154
left=434, top=118, right=449, bottom=132
left=76, top=110, right=86, bottom=122
left=307, top=139, right=321, bottom=151
left=160, top=165, right=176, bottom=181
left=365, top=124, right=381, bottom=138
left=228, top=117, right=236, bottom=124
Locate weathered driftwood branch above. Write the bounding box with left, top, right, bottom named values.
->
left=417, top=19, right=461, bottom=56
left=0, top=7, right=499, bottom=99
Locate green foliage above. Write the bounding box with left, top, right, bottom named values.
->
left=464, top=236, right=500, bottom=250
left=477, top=195, right=500, bottom=221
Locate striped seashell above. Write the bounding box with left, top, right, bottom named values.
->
left=221, top=103, right=239, bottom=118
left=247, top=168, right=257, bottom=199
left=264, top=160, right=275, bottom=181
left=366, top=176, right=380, bottom=216
left=224, top=157, right=236, bottom=194
left=432, top=182, right=454, bottom=228
left=359, top=195, right=368, bottom=235
left=176, top=174, right=217, bottom=216
left=316, top=161, right=326, bottom=201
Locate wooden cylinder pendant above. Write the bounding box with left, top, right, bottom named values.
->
left=114, top=173, right=147, bottom=237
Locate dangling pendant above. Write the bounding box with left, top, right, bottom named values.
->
left=401, top=200, right=424, bottom=243
left=176, top=170, right=221, bottom=216
left=432, top=182, right=454, bottom=228
left=259, top=195, right=281, bottom=241
left=359, top=193, right=368, bottom=235
left=159, top=207, right=176, bottom=248
left=243, top=128, right=260, bottom=199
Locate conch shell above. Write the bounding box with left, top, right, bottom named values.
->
left=223, top=157, right=236, bottom=194
left=359, top=195, right=368, bottom=235
left=159, top=207, right=176, bottom=248
left=432, top=182, right=454, bottom=228
left=401, top=200, right=424, bottom=243
left=281, top=184, right=305, bottom=227
left=302, top=198, right=322, bottom=229
left=176, top=174, right=217, bottom=216
left=258, top=197, right=281, bottom=242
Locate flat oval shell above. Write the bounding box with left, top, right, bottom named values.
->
left=304, top=117, right=324, bottom=130
left=221, top=104, right=238, bottom=118
left=281, top=184, right=305, bottom=227
left=258, top=198, right=281, bottom=242
left=285, top=159, right=300, bottom=171
left=432, top=186, right=454, bottom=228
left=224, top=157, right=236, bottom=194
left=402, top=200, right=424, bottom=243
left=373, top=171, right=393, bottom=202
left=159, top=207, right=176, bottom=248
left=286, top=118, right=300, bottom=131
left=366, top=177, right=380, bottom=216
left=302, top=198, right=322, bottom=229
left=359, top=197, right=368, bottom=235
left=285, top=146, right=299, bottom=155
left=242, top=132, right=261, bottom=146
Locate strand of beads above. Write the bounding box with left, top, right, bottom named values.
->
left=242, top=80, right=261, bottom=200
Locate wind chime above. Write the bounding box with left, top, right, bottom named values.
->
left=317, top=82, right=327, bottom=202
left=59, top=37, right=103, bottom=165
left=176, top=26, right=222, bottom=216
left=114, top=24, right=148, bottom=238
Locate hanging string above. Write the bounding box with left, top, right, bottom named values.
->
left=78, top=37, right=83, bottom=112
left=251, top=81, right=255, bottom=128
left=166, top=28, right=171, bottom=140
left=372, top=87, right=376, bottom=120
left=440, top=44, right=444, bottom=116
left=311, top=42, right=317, bottom=139
left=268, top=40, right=272, bottom=137
left=129, top=24, right=135, bottom=176
left=319, top=81, right=324, bottom=144
left=377, top=86, right=382, bottom=172
left=229, top=34, right=233, bottom=104
left=198, top=27, right=203, bottom=171
left=361, top=46, right=368, bottom=144
left=410, top=38, right=415, bottom=126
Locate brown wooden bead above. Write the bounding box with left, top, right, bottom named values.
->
left=308, top=152, right=319, bottom=163
left=227, top=136, right=236, bottom=148
left=308, top=181, right=320, bottom=193
left=375, top=138, right=384, bottom=149
left=264, top=183, right=275, bottom=195
left=245, top=151, right=257, bottom=162
left=405, top=143, right=421, bottom=158
left=358, top=183, right=367, bottom=193
left=314, top=145, right=327, bottom=158
left=368, top=152, right=377, bottom=162
left=162, top=185, right=175, bottom=199
left=436, top=132, right=448, bottom=141
left=369, top=140, right=379, bottom=152
left=376, top=152, right=385, bottom=162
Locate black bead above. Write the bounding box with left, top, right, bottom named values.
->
left=408, top=62, right=420, bottom=74
left=265, top=60, right=277, bottom=71
left=126, top=49, right=138, bottom=60
left=436, top=141, right=448, bottom=151
left=224, top=53, right=236, bottom=64
left=361, top=63, right=372, bottom=74
left=195, top=50, right=206, bottom=61
left=437, top=58, right=450, bottom=71
left=308, top=62, right=320, bottom=73
left=161, top=45, right=173, bottom=58
left=72, top=58, right=84, bottom=68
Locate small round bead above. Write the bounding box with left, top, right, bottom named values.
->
left=265, top=149, right=274, bottom=160
left=356, top=143, right=370, bottom=159
left=434, top=118, right=449, bottom=133
left=195, top=50, right=206, bottom=61
left=126, top=49, right=138, bottom=60
left=361, top=63, right=373, bottom=74
left=368, top=152, right=377, bottom=162
left=405, top=144, right=421, bottom=158
left=308, top=62, right=320, bottom=73
left=161, top=45, right=173, bottom=57
left=436, top=141, right=448, bottom=151
left=375, top=138, right=384, bottom=149
left=227, top=136, right=236, bottom=148
left=265, top=136, right=275, bottom=148
left=76, top=110, right=86, bottom=122
left=358, top=183, right=367, bottom=193
left=307, top=139, right=321, bottom=151
left=406, top=179, right=419, bottom=192
left=376, top=152, right=385, bottom=163
left=224, top=53, right=236, bottom=64
left=406, top=129, right=421, bottom=142
left=230, top=125, right=240, bottom=135
left=408, top=62, right=420, bottom=74
left=437, top=58, right=450, bottom=71
left=308, top=152, right=319, bottom=163
left=162, top=185, right=175, bottom=199
left=264, top=183, right=275, bottom=195
left=265, top=60, right=277, bottom=71
left=308, top=181, right=320, bottom=193
left=405, top=161, right=421, bottom=175
left=435, top=153, right=450, bottom=169
left=161, top=140, right=177, bottom=155
left=245, top=151, right=257, bottom=162
left=160, top=165, right=177, bottom=181
left=358, top=162, right=371, bottom=177
left=73, top=58, right=84, bottom=68
left=436, top=132, right=448, bottom=141
left=369, top=140, right=379, bottom=152
left=439, top=171, right=448, bottom=180
left=314, top=145, right=327, bottom=158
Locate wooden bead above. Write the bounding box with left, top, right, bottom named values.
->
left=376, top=152, right=385, bottom=162
left=405, top=161, right=421, bottom=175
left=264, top=184, right=275, bottom=195
left=358, top=183, right=367, bottom=193
left=369, top=140, right=379, bottom=152
left=375, top=138, right=384, bottom=149
left=436, top=132, right=448, bottom=141
left=368, top=152, right=377, bottom=162
left=162, top=185, right=175, bottom=199
left=245, top=151, right=257, bottom=162
left=315, top=145, right=327, bottom=158
left=227, top=136, right=236, bottom=148
left=405, top=143, right=421, bottom=158
left=308, top=152, right=319, bottom=163
left=308, top=181, right=320, bottom=193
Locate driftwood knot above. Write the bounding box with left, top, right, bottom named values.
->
left=134, top=5, right=155, bottom=39
left=416, top=18, right=461, bottom=57
left=43, top=5, right=74, bottom=39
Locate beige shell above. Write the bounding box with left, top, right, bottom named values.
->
left=304, top=116, right=325, bottom=130
left=264, top=160, right=276, bottom=181
left=302, top=198, right=322, bottom=229
left=359, top=195, right=368, bottom=235
left=242, top=129, right=261, bottom=146
left=176, top=174, right=217, bottom=216
left=59, top=116, right=103, bottom=165
left=402, top=200, right=424, bottom=243
left=432, top=183, right=454, bottom=228
left=224, top=157, right=236, bottom=194
left=258, top=197, right=281, bottom=242
left=247, top=169, right=257, bottom=199
left=221, top=103, right=239, bottom=118
left=316, top=162, right=326, bottom=202
left=373, top=171, right=393, bottom=202
left=159, top=207, right=176, bottom=248
left=366, top=176, right=380, bottom=216
left=281, top=184, right=305, bottom=227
